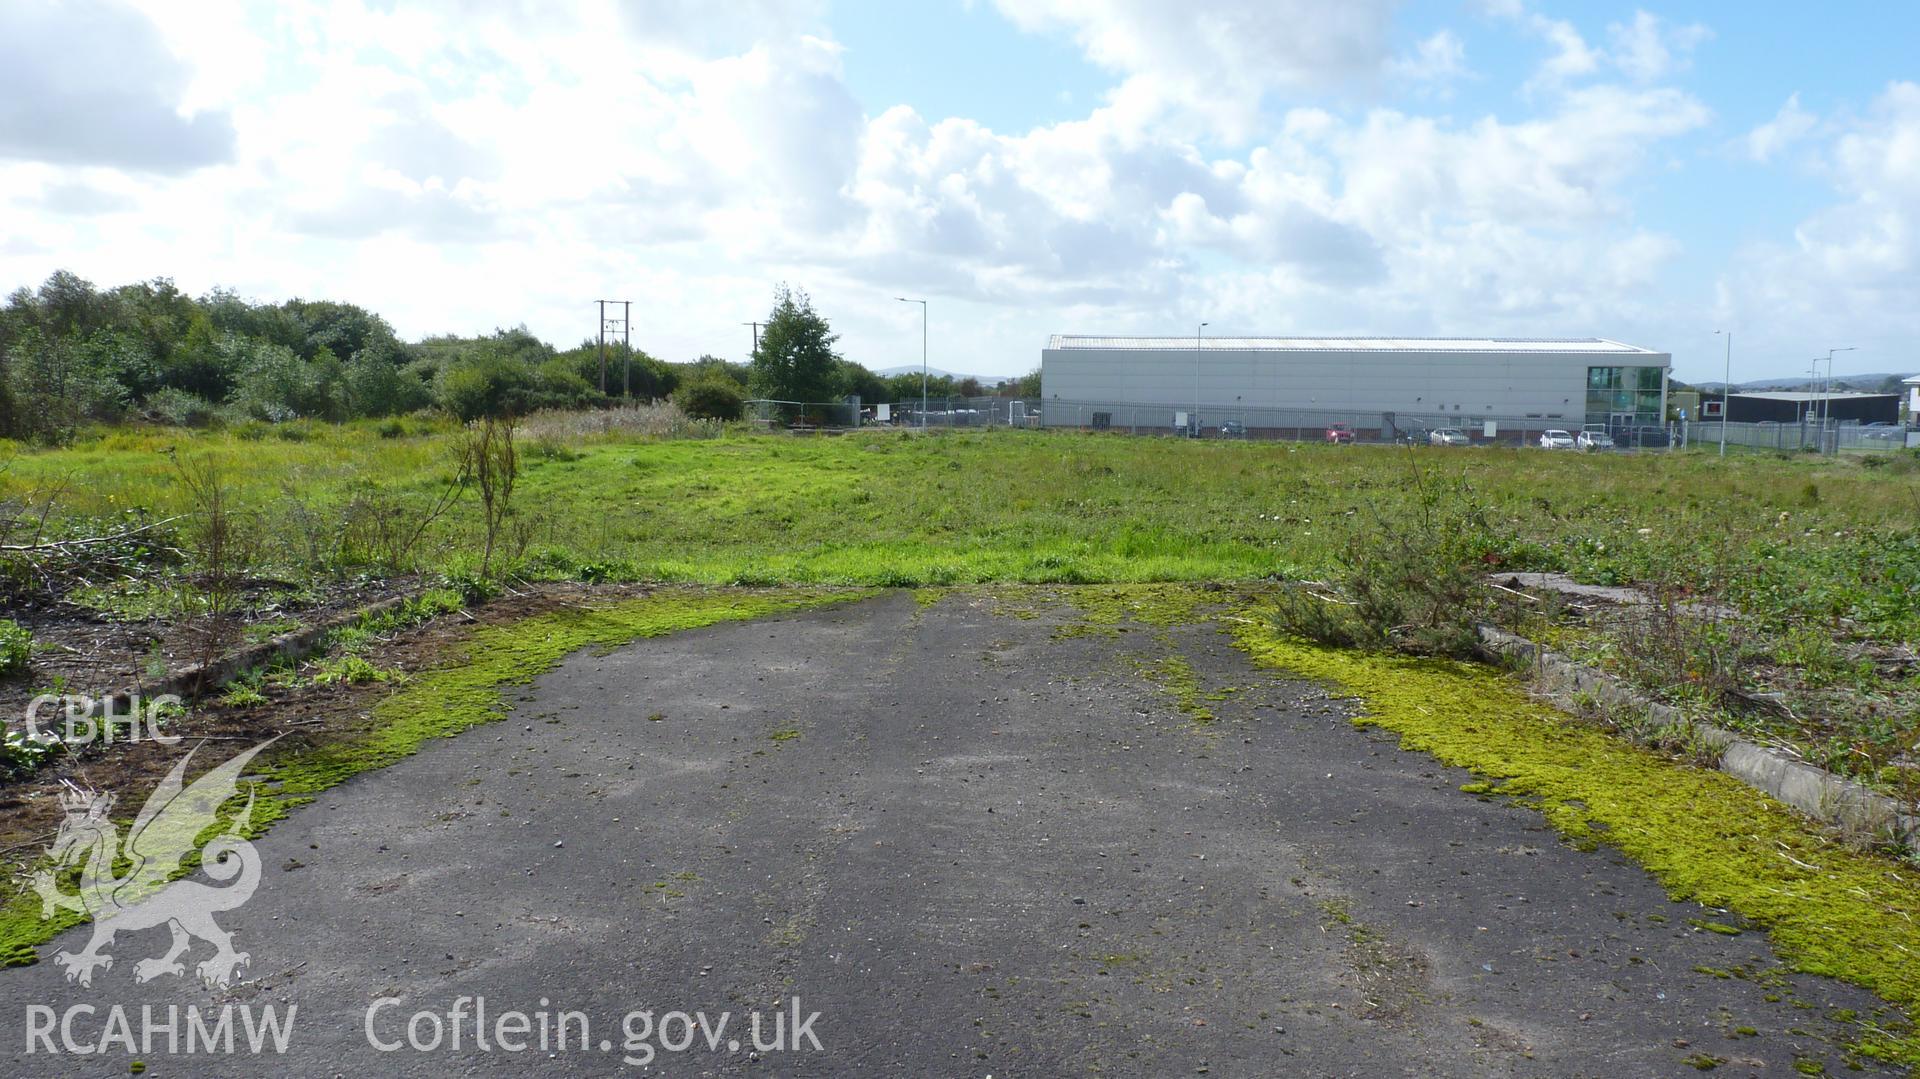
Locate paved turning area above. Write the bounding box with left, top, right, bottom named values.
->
left=2, top=590, right=1898, bottom=1076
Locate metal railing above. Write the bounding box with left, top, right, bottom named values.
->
left=1029, top=399, right=1677, bottom=449
left=1704, top=420, right=1907, bottom=454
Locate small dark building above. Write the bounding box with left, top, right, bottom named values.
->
left=1723, top=392, right=1899, bottom=425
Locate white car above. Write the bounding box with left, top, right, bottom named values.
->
left=1576, top=427, right=1615, bottom=451
left=1428, top=427, right=1470, bottom=446
left=1538, top=429, right=1576, bottom=450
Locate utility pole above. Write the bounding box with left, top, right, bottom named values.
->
left=742, top=321, right=760, bottom=359
left=1714, top=330, right=1731, bottom=457
left=620, top=301, right=631, bottom=398
left=596, top=301, right=630, bottom=398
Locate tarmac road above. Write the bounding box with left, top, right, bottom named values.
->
left=0, top=589, right=1898, bottom=1076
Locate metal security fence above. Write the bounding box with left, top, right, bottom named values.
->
left=1030, top=399, right=1680, bottom=449
left=747, top=399, right=862, bottom=430
left=1703, top=420, right=1907, bottom=454
left=889, top=397, right=1043, bottom=428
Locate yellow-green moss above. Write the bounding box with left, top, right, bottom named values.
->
left=0, top=587, right=870, bottom=969
left=1232, top=618, right=1920, bottom=1066
left=1131, top=652, right=1215, bottom=723
left=1058, top=583, right=1221, bottom=634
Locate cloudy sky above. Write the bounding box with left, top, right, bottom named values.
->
left=1, top=1, right=1915, bottom=381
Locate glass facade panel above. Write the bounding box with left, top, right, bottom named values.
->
left=1585, top=366, right=1666, bottom=428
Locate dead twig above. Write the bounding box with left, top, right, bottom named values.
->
left=0, top=515, right=185, bottom=553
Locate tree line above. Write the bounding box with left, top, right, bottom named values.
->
left=0, top=272, right=1041, bottom=442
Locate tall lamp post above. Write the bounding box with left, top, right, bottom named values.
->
left=1194, top=322, right=1207, bottom=438
left=1819, top=346, right=1856, bottom=448
left=1714, top=330, right=1731, bottom=457
left=896, top=297, right=927, bottom=428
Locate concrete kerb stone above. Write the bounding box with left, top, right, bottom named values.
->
left=1476, top=624, right=1919, bottom=849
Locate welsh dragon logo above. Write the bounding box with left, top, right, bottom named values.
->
left=29, top=738, right=277, bottom=988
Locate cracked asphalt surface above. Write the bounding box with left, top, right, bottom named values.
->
left=2, top=589, right=1900, bottom=1076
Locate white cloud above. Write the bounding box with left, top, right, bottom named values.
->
left=1607, top=11, right=1711, bottom=83
left=0, top=0, right=1855, bottom=382
left=1493, top=4, right=1709, bottom=94
left=1721, top=82, right=1920, bottom=369
left=1388, top=31, right=1469, bottom=90
left=1745, top=93, right=1818, bottom=163
left=990, top=0, right=1397, bottom=142
left=0, top=0, right=236, bottom=172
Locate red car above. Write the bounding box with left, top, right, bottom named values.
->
left=1324, top=422, right=1354, bottom=445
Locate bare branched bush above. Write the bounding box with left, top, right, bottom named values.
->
left=169, top=452, right=260, bottom=673
left=462, top=416, right=518, bottom=579
left=1612, top=582, right=1760, bottom=712
left=1270, top=463, right=1497, bottom=659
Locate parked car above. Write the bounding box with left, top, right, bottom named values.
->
left=1862, top=422, right=1904, bottom=441
left=1324, top=422, right=1354, bottom=445
left=1538, top=429, right=1576, bottom=450
left=1217, top=419, right=1246, bottom=438
left=1429, top=427, right=1470, bottom=446
left=1576, top=426, right=1614, bottom=452
left=1396, top=423, right=1430, bottom=445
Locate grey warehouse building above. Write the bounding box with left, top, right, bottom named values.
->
left=1040, top=336, right=1671, bottom=441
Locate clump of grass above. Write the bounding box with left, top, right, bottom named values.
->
left=517, top=402, right=724, bottom=444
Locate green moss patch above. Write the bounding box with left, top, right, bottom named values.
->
left=1232, top=619, right=1920, bottom=1065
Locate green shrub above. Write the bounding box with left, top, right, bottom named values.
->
left=143, top=387, right=221, bottom=428
left=673, top=377, right=746, bottom=421
left=0, top=620, right=30, bottom=678
left=1268, top=479, right=1497, bottom=659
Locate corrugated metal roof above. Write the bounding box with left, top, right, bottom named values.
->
left=1732, top=391, right=1897, bottom=402
left=1046, top=335, right=1661, bottom=354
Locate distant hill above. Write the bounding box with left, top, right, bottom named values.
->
left=873, top=364, right=1011, bottom=383
left=1691, top=372, right=1910, bottom=393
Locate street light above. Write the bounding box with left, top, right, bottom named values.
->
left=1819, top=346, right=1856, bottom=445
left=1195, top=322, right=1208, bottom=438
left=896, top=297, right=927, bottom=428
left=1714, top=330, right=1731, bottom=457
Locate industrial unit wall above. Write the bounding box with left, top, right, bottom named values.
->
left=1722, top=393, right=1899, bottom=425
left=1039, top=336, right=1671, bottom=434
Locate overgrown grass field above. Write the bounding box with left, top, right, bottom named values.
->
left=5, top=423, right=1918, bottom=638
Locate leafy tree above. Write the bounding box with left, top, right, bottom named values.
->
left=229, top=339, right=322, bottom=421
left=749, top=286, right=840, bottom=403
left=679, top=354, right=749, bottom=388
left=344, top=342, right=432, bottom=417
left=555, top=341, right=679, bottom=400
left=3, top=327, right=130, bottom=440
left=164, top=311, right=233, bottom=401
left=439, top=351, right=535, bottom=421
left=881, top=371, right=954, bottom=403
left=1012, top=368, right=1042, bottom=398
left=831, top=359, right=887, bottom=404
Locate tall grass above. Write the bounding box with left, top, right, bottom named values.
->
left=2, top=425, right=1916, bottom=638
